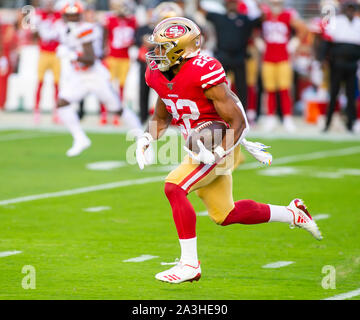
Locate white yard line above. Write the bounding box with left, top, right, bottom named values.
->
left=0, top=250, right=22, bottom=258
left=1, top=146, right=360, bottom=206
left=313, top=214, right=330, bottom=221
left=0, top=176, right=165, bottom=206
left=324, top=288, right=360, bottom=300
left=83, top=206, right=111, bottom=213
left=123, top=255, right=159, bottom=263
left=262, top=261, right=295, bottom=269
left=0, top=132, right=61, bottom=142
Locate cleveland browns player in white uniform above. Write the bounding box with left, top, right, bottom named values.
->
left=136, top=17, right=322, bottom=284
left=56, top=0, right=142, bottom=157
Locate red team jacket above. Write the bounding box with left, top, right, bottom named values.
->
left=145, top=54, right=229, bottom=139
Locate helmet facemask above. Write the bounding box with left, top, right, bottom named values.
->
left=146, top=38, right=182, bottom=72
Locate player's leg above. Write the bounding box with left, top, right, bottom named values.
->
left=50, top=52, right=61, bottom=124
left=57, top=74, right=91, bottom=157
left=278, top=61, right=296, bottom=133
left=113, top=58, right=131, bottom=126
left=262, top=62, right=278, bottom=132
left=93, top=64, right=142, bottom=133
left=324, top=65, right=342, bottom=131
left=344, top=67, right=357, bottom=132
left=246, top=51, right=258, bottom=125
left=34, top=51, right=48, bottom=123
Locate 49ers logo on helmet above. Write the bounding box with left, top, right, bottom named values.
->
left=164, top=24, right=187, bottom=39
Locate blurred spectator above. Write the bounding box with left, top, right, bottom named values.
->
left=0, top=11, right=19, bottom=110
left=198, top=0, right=262, bottom=114
left=32, top=0, right=62, bottom=124
left=103, top=0, right=137, bottom=125
left=237, top=0, right=263, bottom=124
left=319, top=0, right=360, bottom=132
left=260, top=0, right=308, bottom=133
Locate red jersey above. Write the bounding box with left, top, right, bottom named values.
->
left=104, top=14, right=136, bottom=58
left=146, top=54, right=229, bottom=139
left=35, top=9, right=61, bottom=52
left=262, top=6, right=298, bottom=62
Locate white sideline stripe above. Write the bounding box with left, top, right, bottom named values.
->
left=123, top=255, right=159, bottom=263
left=1, top=146, right=359, bottom=206
left=200, top=67, right=224, bottom=81
left=313, top=214, right=330, bottom=221
left=83, top=206, right=111, bottom=213
left=0, top=132, right=59, bottom=142
left=324, top=288, right=360, bottom=300
left=0, top=250, right=22, bottom=257
left=0, top=176, right=165, bottom=206
left=262, top=261, right=295, bottom=269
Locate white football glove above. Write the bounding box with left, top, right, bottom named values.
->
left=136, top=132, right=153, bottom=170
left=56, top=45, right=77, bottom=61
left=184, top=140, right=216, bottom=165
left=241, top=139, right=272, bottom=166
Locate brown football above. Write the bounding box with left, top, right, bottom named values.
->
left=185, top=121, right=227, bottom=154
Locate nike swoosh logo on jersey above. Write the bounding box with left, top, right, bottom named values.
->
left=209, top=64, right=216, bottom=70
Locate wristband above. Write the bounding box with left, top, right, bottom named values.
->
left=214, top=145, right=226, bottom=159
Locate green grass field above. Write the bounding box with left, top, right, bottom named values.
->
left=0, top=129, right=359, bottom=300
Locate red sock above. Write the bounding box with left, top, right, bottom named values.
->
left=54, top=83, right=59, bottom=103
left=247, top=86, right=257, bottom=111
left=164, top=182, right=196, bottom=239
left=357, top=98, right=360, bottom=119
left=221, top=200, right=270, bottom=226
left=267, top=92, right=277, bottom=115
left=119, top=86, right=124, bottom=104
left=279, top=89, right=293, bottom=116
left=100, top=103, right=107, bottom=116
left=35, top=81, right=43, bottom=111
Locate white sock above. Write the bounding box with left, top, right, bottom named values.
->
left=58, top=105, right=88, bottom=142
left=268, top=204, right=293, bottom=223
left=121, top=108, right=142, bottom=131
left=179, top=237, right=198, bottom=266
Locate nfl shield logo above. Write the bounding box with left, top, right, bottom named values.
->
left=167, top=83, right=174, bottom=90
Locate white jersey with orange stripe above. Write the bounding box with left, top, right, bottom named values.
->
left=59, top=21, right=102, bottom=72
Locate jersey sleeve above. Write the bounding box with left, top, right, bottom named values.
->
left=76, top=24, right=97, bottom=44
left=198, top=58, right=227, bottom=90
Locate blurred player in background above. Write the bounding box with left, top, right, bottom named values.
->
left=103, top=0, right=137, bottom=126
left=33, top=0, right=62, bottom=124
left=261, top=0, right=308, bottom=133
left=136, top=17, right=322, bottom=284
left=0, top=15, right=18, bottom=110
left=56, top=0, right=142, bottom=157
left=237, top=0, right=263, bottom=124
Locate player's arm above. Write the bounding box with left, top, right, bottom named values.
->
left=136, top=96, right=172, bottom=170
left=146, top=96, right=173, bottom=140
left=78, top=41, right=95, bottom=66
left=204, top=83, right=248, bottom=158
left=290, top=16, right=308, bottom=42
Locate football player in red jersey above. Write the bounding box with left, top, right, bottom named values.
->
left=33, top=0, right=62, bottom=124
left=103, top=0, right=137, bottom=125
left=135, top=17, right=322, bottom=283
left=261, top=0, right=308, bottom=133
